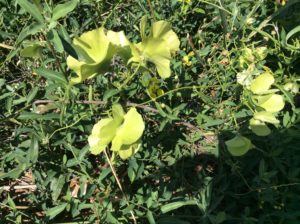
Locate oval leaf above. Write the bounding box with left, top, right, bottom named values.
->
left=249, top=118, right=271, bottom=136
left=225, top=135, right=253, bottom=156
left=52, top=0, right=78, bottom=21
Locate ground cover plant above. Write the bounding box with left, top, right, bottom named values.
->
left=1, top=0, right=300, bottom=223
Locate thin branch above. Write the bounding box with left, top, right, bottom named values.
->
left=0, top=185, right=37, bottom=191
left=103, top=149, right=137, bottom=224
left=0, top=43, right=15, bottom=50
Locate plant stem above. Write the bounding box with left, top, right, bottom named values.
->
left=103, top=149, right=137, bottom=224
left=198, top=0, right=233, bottom=15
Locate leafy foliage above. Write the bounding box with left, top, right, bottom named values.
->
left=1, top=0, right=300, bottom=223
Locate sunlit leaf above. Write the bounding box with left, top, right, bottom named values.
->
left=225, top=135, right=253, bottom=156
left=250, top=72, right=274, bottom=94
left=112, top=103, right=125, bottom=123
left=139, top=15, right=147, bottom=40
left=20, top=43, right=43, bottom=58
left=249, top=118, right=271, bottom=136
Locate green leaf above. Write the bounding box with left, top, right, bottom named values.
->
left=161, top=200, right=197, bottom=214
left=140, top=15, right=148, bottom=40
left=28, top=136, right=39, bottom=164
left=17, top=0, right=44, bottom=23
left=0, top=78, right=5, bottom=88
left=225, top=135, right=253, bottom=156
left=250, top=72, right=274, bottom=94
left=7, top=195, right=16, bottom=211
left=20, top=43, right=43, bottom=58
left=249, top=118, right=271, bottom=136
left=146, top=210, right=156, bottom=224
left=285, top=25, right=300, bottom=50
left=51, top=0, right=77, bottom=21
left=45, top=203, right=67, bottom=220
left=47, top=29, right=64, bottom=53
left=0, top=165, right=25, bottom=180
left=26, top=86, right=39, bottom=104
left=16, top=22, right=44, bottom=44
left=215, top=211, right=227, bottom=224
left=18, top=112, right=60, bottom=120
left=112, top=103, right=125, bottom=123
left=36, top=67, right=67, bottom=84
left=50, top=175, right=65, bottom=202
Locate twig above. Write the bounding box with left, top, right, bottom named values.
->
left=103, top=149, right=137, bottom=224
left=0, top=43, right=15, bottom=50
left=234, top=182, right=300, bottom=196
left=0, top=185, right=37, bottom=191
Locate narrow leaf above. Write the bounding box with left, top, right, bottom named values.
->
left=36, top=68, right=67, bottom=84
left=18, top=112, right=60, bottom=120
left=46, top=203, right=67, bottom=220
left=27, top=87, right=39, bottom=104
left=52, top=0, right=78, bottom=21
left=161, top=200, right=197, bottom=214
left=17, top=0, right=44, bottom=23
left=28, top=136, right=39, bottom=164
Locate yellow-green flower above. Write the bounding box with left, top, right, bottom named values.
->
left=182, top=52, right=193, bottom=66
